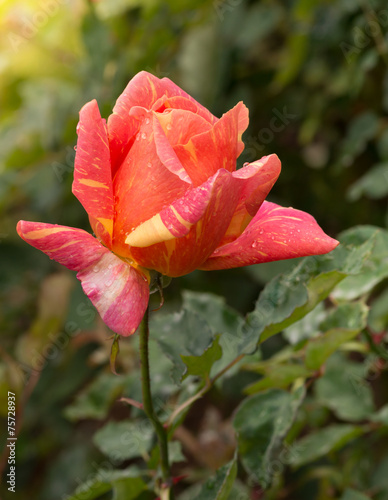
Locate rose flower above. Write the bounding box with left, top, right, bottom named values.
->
left=17, top=71, right=338, bottom=336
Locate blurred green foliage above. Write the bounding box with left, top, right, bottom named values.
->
left=2, top=0, right=388, bottom=499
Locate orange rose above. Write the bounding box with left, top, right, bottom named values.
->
left=17, top=72, right=338, bottom=336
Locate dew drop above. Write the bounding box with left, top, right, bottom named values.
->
left=243, top=162, right=249, bottom=167
left=136, top=134, right=140, bottom=141
left=147, top=162, right=152, bottom=168
left=271, top=236, right=275, bottom=240
left=166, top=123, right=172, bottom=130
left=297, top=229, right=301, bottom=233
left=74, top=146, right=77, bottom=151
left=252, top=241, right=258, bottom=248
left=93, top=265, right=100, bottom=273
left=259, top=228, right=264, bottom=234
left=141, top=132, right=146, bottom=139
left=145, top=118, right=150, bottom=125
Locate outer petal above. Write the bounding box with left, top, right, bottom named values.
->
left=174, top=102, right=249, bottom=186
left=17, top=221, right=149, bottom=336
left=129, top=169, right=242, bottom=277
left=107, top=71, right=218, bottom=173
left=72, top=100, right=114, bottom=248
left=219, top=154, right=281, bottom=245
left=199, top=202, right=339, bottom=271
left=112, top=112, right=191, bottom=257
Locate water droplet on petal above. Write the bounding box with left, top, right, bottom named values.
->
left=297, top=229, right=301, bottom=233
left=271, top=236, right=275, bottom=240
left=252, top=241, right=258, bottom=248
left=147, top=162, right=152, bottom=168
left=141, top=132, right=146, bottom=139
left=145, top=118, right=150, bottom=125
left=243, top=162, right=249, bottom=167
left=259, top=229, right=264, bottom=234
left=74, top=145, right=77, bottom=151
left=136, top=134, right=140, bottom=141
left=93, top=265, right=100, bottom=273
left=166, top=123, right=172, bottom=130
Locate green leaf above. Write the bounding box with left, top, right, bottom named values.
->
left=234, top=387, right=305, bottom=487
left=244, top=363, right=312, bottom=393
left=339, top=112, right=379, bottom=166
left=333, top=226, right=388, bottom=300
left=289, top=424, right=364, bottom=468
left=64, top=372, right=131, bottom=422
left=368, top=287, right=388, bottom=332
left=194, top=455, right=237, bottom=500
left=151, top=308, right=214, bottom=384
left=370, top=404, right=388, bottom=425
left=112, top=476, right=148, bottom=500
left=283, top=303, right=325, bottom=345
left=305, top=328, right=363, bottom=370
left=239, top=231, right=374, bottom=354
left=93, top=421, right=154, bottom=462
left=182, top=291, right=244, bottom=374
left=347, top=162, right=388, bottom=201
left=64, top=467, right=146, bottom=500
left=305, top=301, right=368, bottom=370
left=340, top=488, right=371, bottom=500
left=315, top=353, right=374, bottom=421
left=181, top=335, right=222, bottom=381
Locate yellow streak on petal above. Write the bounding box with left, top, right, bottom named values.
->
left=24, top=227, right=74, bottom=239
left=78, top=179, right=110, bottom=189
left=125, top=206, right=194, bottom=248
left=126, top=213, right=175, bottom=248
left=98, top=218, right=113, bottom=237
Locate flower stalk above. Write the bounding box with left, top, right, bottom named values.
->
left=139, top=305, right=173, bottom=498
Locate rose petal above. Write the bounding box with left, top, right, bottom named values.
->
left=200, top=202, right=339, bottom=270
left=125, top=170, right=226, bottom=248
left=219, top=154, right=281, bottom=245
left=129, top=169, right=242, bottom=277
left=17, top=221, right=106, bottom=270
left=174, top=102, right=249, bottom=186
left=78, top=252, right=149, bottom=337
left=156, top=108, right=212, bottom=147
left=17, top=221, right=149, bottom=336
left=112, top=113, right=192, bottom=257
left=108, top=71, right=217, bottom=173
left=72, top=100, right=114, bottom=247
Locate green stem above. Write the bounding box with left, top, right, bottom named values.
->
left=139, top=306, right=173, bottom=498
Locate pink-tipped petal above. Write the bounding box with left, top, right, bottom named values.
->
left=108, top=71, right=217, bottom=173
left=200, top=202, right=339, bottom=271
left=78, top=252, right=149, bottom=337
left=129, top=169, right=242, bottom=277
left=17, top=221, right=149, bottom=336
left=72, top=100, right=114, bottom=247
left=174, top=102, right=249, bottom=186
left=17, top=221, right=106, bottom=270
left=219, top=155, right=281, bottom=245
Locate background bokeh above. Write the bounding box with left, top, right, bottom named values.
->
left=1, top=0, right=388, bottom=499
